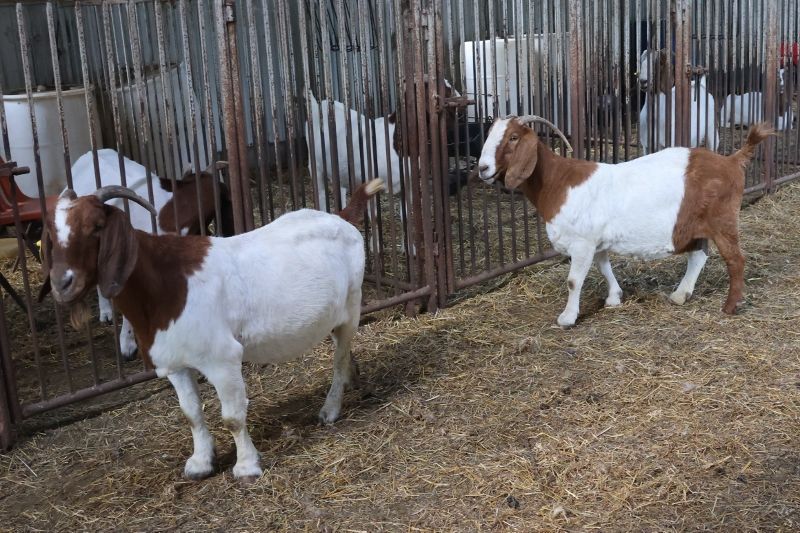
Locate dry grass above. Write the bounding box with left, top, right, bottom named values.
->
left=1, top=181, right=800, bottom=531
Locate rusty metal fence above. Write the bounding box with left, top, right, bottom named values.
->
left=1, top=0, right=798, bottom=449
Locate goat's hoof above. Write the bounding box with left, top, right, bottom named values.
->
left=722, top=299, right=745, bottom=315
left=121, top=346, right=138, bottom=362
left=98, top=312, right=113, bottom=324
left=605, top=293, right=623, bottom=307
left=232, top=463, right=262, bottom=483
left=184, top=457, right=215, bottom=480
left=318, top=405, right=341, bottom=425
left=669, top=290, right=690, bottom=306
left=557, top=312, right=577, bottom=328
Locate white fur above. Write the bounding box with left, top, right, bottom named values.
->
left=478, top=120, right=508, bottom=182
left=54, top=198, right=73, bottom=246
left=639, top=78, right=719, bottom=154
left=147, top=209, right=364, bottom=480
left=478, top=117, right=708, bottom=327
left=720, top=92, right=793, bottom=130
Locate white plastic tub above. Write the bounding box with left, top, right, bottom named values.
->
left=3, top=86, right=101, bottom=197
left=461, top=34, right=571, bottom=132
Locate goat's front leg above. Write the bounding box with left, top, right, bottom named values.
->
left=320, top=319, right=357, bottom=424
left=670, top=247, right=708, bottom=305
left=203, top=353, right=262, bottom=482
left=119, top=317, right=138, bottom=361
left=558, top=244, right=595, bottom=327
left=97, top=288, right=113, bottom=323
left=594, top=251, right=623, bottom=307
left=167, top=368, right=216, bottom=480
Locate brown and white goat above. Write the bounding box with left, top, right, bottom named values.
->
left=45, top=179, right=383, bottom=482
left=478, top=116, right=773, bottom=326
left=66, top=149, right=234, bottom=359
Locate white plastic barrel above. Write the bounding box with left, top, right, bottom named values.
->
left=460, top=34, right=571, bottom=132
left=3, top=86, right=101, bottom=197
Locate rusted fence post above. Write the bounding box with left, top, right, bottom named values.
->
left=215, top=0, right=253, bottom=234
left=673, top=0, right=691, bottom=148
left=764, top=0, right=779, bottom=192
left=568, top=0, right=585, bottom=158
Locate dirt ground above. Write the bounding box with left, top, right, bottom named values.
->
left=1, top=180, right=800, bottom=531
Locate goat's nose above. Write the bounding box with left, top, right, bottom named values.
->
left=58, top=271, right=74, bottom=292
left=479, top=164, right=489, bottom=173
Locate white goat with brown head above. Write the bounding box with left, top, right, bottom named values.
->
left=44, top=179, right=383, bottom=482
left=478, top=115, right=772, bottom=326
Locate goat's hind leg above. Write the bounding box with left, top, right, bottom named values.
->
left=320, top=313, right=358, bottom=425
left=202, top=345, right=262, bottom=482
left=713, top=232, right=746, bottom=314
left=670, top=242, right=709, bottom=305
left=168, top=368, right=216, bottom=480
left=595, top=251, right=623, bottom=307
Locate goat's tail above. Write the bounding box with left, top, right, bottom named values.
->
left=731, top=122, right=775, bottom=166
left=337, top=179, right=385, bottom=225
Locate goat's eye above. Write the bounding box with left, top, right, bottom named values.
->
left=510, top=134, right=519, bottom=142
left=93, top=223, right=104, bottom=233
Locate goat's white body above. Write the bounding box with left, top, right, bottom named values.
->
left=720, top=92, right=793, bottom=130
left=638, top=81, right=719, bottom=154
left=547, top=147, right=689, bottom=261
left=151, top=209, right=364, bottom=373
left=306, top=95, right=402, bottom=210
left=71, top=149, right=170, bottom=356
left=71, top=149, right=171, bottom=234
left=151, top=209, right=364, bottom=480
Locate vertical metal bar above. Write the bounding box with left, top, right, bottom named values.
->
left=246, top=0, right=268, bottom=224
left=177, top=0, right=207, bottom=236
left=764, top=0, right=778, bottom=191
left=431, top=0, right=449, bottom=306
left=568, top=0, right=585, bottom=158
left=15, top=4, right=49, bottom=400
left=46, top=1, right=75, bottom=390
left=355, top=0, right=384, bottom=297
left=215, top=0, right=246, bottom=233
left=196, top=0, right=224, bottom=232
left=376, top=0, right=401, bottom=289
left=153, top=1, right=181, bottom=229
left=320, top=0, right=343, bottom=212
left=260, top=0, right=284, bottom=219
left=335, top=0, right=356, bottom=202
left=409, top=0, right=436, bottom=311
left=277, top=0, right=302, bottom=209
left=227, top=2, right=253, bottom=231
left=0, top=293, right=20, bottom=449
left=299, top=0, right=320, bottom=211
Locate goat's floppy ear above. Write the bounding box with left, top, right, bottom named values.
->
left=97, top=207, right=138, bottom=299
left=504, top=132, right=538, bottom=190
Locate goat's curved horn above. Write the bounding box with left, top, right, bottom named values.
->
left=516, top=115, right=573, bottom=153
left=59, top=189, right=77, bottom=201
left=204, top=160, right=228, bottom=174
left=94, top=185, right=157, bottom=217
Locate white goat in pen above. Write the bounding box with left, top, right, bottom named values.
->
left=478, top=115, right=772, bottom=327
left=44, top=179, right=383, bottom=482
left=638, top=49, right=719, bottom=154
left=720, top=69, right=794, bottom=130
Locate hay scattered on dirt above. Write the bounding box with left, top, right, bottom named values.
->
left=1, top=181, right=800, bottom=530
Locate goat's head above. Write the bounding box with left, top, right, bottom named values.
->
left=638, top=49, right=673, bottom=93
left=158, top=161, right=234, bottom=237
left=478, top=116, right=572, bottom=190
left=45, top=186, right=155, bottom=311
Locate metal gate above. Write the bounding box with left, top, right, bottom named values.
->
left=1, top=0, right=798, bottom=449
